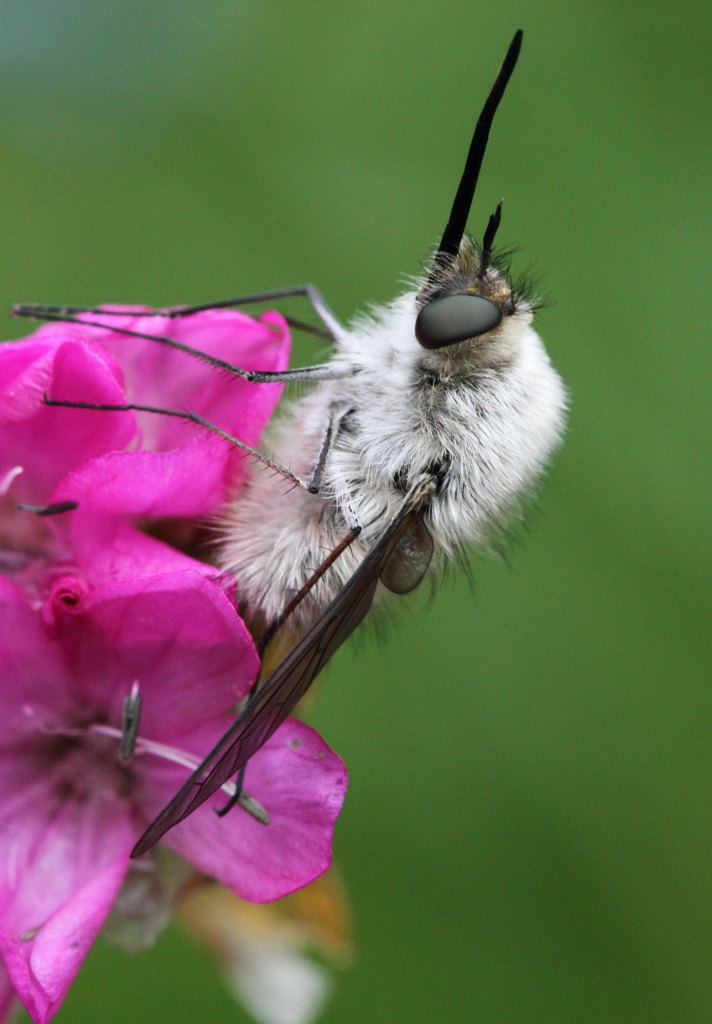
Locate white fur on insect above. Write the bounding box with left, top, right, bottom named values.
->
left=219, top=237, right=566, bottom=630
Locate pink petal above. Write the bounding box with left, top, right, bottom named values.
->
left=53, top=436, right=232, bottom=519
left=0, top=962, right=19, bottom=1024
left=0, top=854, right=130, bottom=1024
left=65, top=518, right=223, bottom=587
left=159, top=720, right=348, bottom=902
left=7, top=308, right=289, bottom=522
left=80, top=308, right=290, bottom=443
left=0, top=743, right=134, bottom=1023
left=50, top=309, right=290, bottom=518
left=48, top=570, right=259, bottom=741
left=78, top=307, right=290, bottom=454
left=0, top=339, right=135, bottom=506
left=0, top=578, right=73, bottom=739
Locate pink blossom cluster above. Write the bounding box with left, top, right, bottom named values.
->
left=0, top=309, right=347, bottom=1022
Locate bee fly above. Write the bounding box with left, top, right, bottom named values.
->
left=16, top=30, right=567, bottom=855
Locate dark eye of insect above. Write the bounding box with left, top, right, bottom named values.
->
left=414, top=293, right=502, bottom=350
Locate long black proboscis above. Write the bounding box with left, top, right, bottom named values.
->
left=435, top=29, right=522, bottom=263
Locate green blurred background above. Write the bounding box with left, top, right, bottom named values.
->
left=1, top=1, right=710, bottom=1022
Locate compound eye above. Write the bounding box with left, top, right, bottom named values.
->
left=415, top=293, right=502, bottom=350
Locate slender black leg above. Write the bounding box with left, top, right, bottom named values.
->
left=43, top=396, right=312, bottom=489
left=216, top=760, right=269, bottom=824
left=307, top=401, right=353, bottom=494
left=156, top=284, right=345, bottom=341
left=14, top=305, right=353, bottom=385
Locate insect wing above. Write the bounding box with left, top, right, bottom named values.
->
left=131, top=492, right=430, bottom=856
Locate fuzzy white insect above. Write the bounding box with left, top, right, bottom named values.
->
left=219, top=239, right=565, bottom=631
left=17, top=30, right=566, bottom=854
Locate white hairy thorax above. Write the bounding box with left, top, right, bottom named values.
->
left=218, top=244, right=567, bottom=630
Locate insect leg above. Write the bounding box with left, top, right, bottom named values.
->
left=304, top=403, right=363, bottom=534
left=201, top=761, right=270, bottom=822
left=306, top=401, right=355, bottom=495
left=17, top=285, right=345, bottom=338
left=42, top=396, right=313, bottom=489
left=161, top=284, right=346, bottom=341
left=13, top=307, right=352, bottom=384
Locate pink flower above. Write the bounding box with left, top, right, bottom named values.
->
left=43, top=307, right=290, bottom=520
left=0, top=569, right=347, bottom=1023
left=0, top=969, right=18, bottom=1024
left=0, top=309, right=349, bottom=1023
left=1, top=308, right=290, bottom=573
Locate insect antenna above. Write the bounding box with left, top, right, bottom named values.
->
left=423, top=29, right=522, bottom=291
left=479, top=199, right=503, bottom=276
